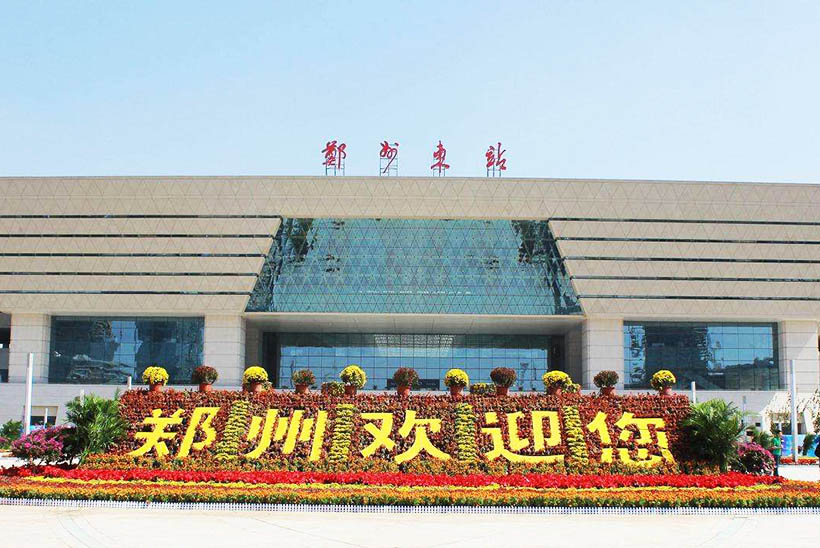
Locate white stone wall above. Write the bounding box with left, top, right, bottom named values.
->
left=581, top=318, right=624, bottom=390
left=778, top=321, right=819, bottom=392
left=203, top=315, right=246, bottom=386
left=8, top=313, right=50, bottom=383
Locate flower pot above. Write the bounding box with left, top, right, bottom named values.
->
left=149, top=383, right=163, bottom=393
left=660, top=386, right=672, bottom=396
left=495, top=385, right=509, bottom=397
left=295, top=383, right=309, bottom=394
left=198, top=383, right=213, bottom=393
left=249, top=381, right=263, bottom=393
left=396, top=384, right=410, bottom=397
left=601, top=386, right=615, bottom=397
left=547, top=386, right=563, bottom=396
left=449, top=385, right=464, bottom=397
left=344, top=385, right=357, bottom=396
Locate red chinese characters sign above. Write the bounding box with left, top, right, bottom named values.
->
left=322, top=140, right=346, bottom=174
left=486, top=141, right=506, bottom=176
left=430, top=140, right=450, bottom=175
left=379, top=141, right=399, bottom=175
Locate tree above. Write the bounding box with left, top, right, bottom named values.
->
left=63, top=393, right=127, bottom=463
left=683, top=399, right=745, bottom=472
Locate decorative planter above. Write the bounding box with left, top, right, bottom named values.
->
left=547, top=386, right=563, bottom=396
left=295, top=384, right=309, bottom=394
left=249, top=381, right=263, bottom=393
left=495, top=385, right=509, bottom=397
left=396, top=384, right=410, bottom=397
left=660, top=386, right=672, bottom=396
left=149, top=383, right=163, bottom=393
left=449, top=385, right=464, bottom=397
left=344, top=385, right=357, bottom=396
left=601, top=386, right=615, bottom=397
left=198, top=383, right=213, bottom=393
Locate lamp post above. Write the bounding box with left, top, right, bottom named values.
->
left=790, top=359, right=799, bottom=462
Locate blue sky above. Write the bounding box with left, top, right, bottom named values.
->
left=1, top=2, right=818, bottom=182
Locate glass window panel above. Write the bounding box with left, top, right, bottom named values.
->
left=49, top=316, right=203, bottom=384
left=623, top=322, right=779, bottom=391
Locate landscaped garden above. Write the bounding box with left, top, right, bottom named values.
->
left=2, top=366, right=819, bottom=508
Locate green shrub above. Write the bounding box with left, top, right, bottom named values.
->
left=748, top=426, right=775, bottom=451
left=683, top=399, right=744, bottom=472
left=63, top=393, right=127, bottom=463
left=802, top=433, right=817, bottom=456
left=0, top=420, right=23, bottom=448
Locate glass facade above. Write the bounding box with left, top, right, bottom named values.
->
left=247, top=218, right=581, bottom=315
left=273, top=333, right=562, bottom=391
left=624, top=322, right=779, bottom=390
left=49, top=317, right=204, bottom=384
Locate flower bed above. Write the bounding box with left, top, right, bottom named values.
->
left=781, top=456, right=819, bottom=465
left=111, top=391, right=692, bottom=472
left=0, top=470, right=815, bottom=507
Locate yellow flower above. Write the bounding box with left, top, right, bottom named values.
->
left=650, top=370, right=676, bottom=390
left=340, top=365, right=367, bottom=388
left=444, top=368, right=469, bottom=387
left=141, top=366, right=169, bottom=385
left=243, top=366, right=268, bottom=384
left=542, top=370, right=571, bottom=390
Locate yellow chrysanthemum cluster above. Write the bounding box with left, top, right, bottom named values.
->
left=454, top=403, right=478, bottom=463
left=141, top=366, right=169, bottom=385
left=444, top=368, right=469, bottom=388
left=340, top=365, right=367, bottom=388
left=650, top=370, right=676, bottom=391
left=328, top=404, right=355, bottom=463
left=542, top=370, right=572, bottom=390
left=243, top=366, right=269, bottom=384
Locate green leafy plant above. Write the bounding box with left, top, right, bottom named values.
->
left=63, top=393, right=127, bottom=463
left=802, top=433, right=817, bottom=456
left=0, top=420, right=23, bottom=448
left=748, top=426, right=775, bottom=451
left=683, top=399, right=744, bottom=472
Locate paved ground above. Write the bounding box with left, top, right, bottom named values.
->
left=0, top=505, right=819, bottom=548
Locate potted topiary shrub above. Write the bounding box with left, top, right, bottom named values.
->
left=243, top=366, right=269, bottom=393
left=192, top=366, right=218, bottom=392
left=291, top=369, right=315, bottom=394
left=593, top=370, right=619, bottom=396
left=392, top=367, right=419, bottom=397
left=340, top=365, right=367, bottom=396
left=650, top=370, right=676, bottom=396
left=490, top=367, right=516, bottom=397
left=444, top=368, right=469, bottom=396
left=469, top=382, right=494, bottom=396
left=321, top=381, right=345, bottom=396
left=142, top=366, right=169, bottom=392
left=542, top=370, right=572, bottom=396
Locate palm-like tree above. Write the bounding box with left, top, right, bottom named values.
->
left=683, top=399, right=745, bottom=472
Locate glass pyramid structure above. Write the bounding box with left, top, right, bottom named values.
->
left=246, top=218, right=581, bottom=315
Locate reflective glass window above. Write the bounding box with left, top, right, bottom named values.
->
left=246, top=219, right=581, bottom=315
left=275, top=333, right=562, bottom=391
left=623, top=322, right=779, bottom=390
left=49, top=316, right=204, bottom=384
